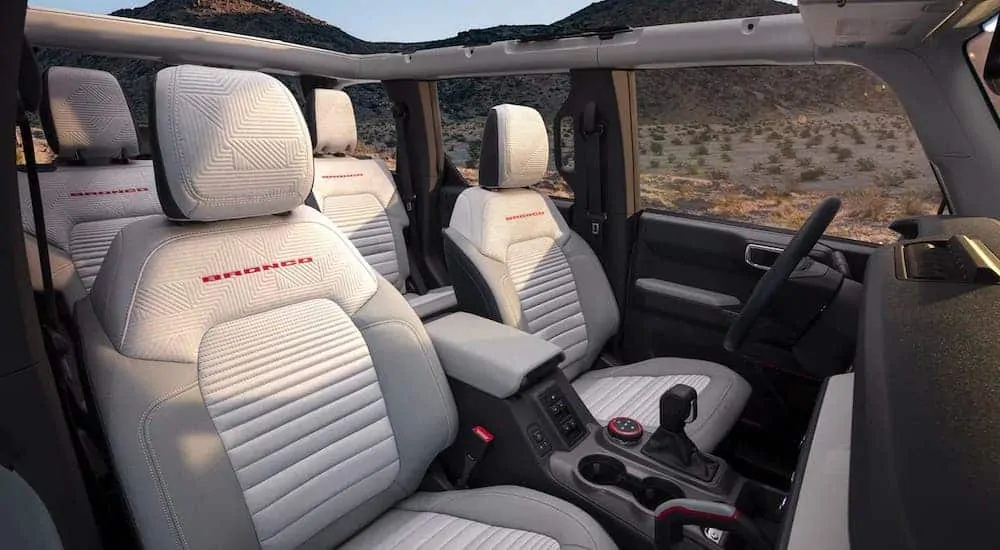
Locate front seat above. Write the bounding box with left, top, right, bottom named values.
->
left=76, top=66, right=615, bottom=550
left=444, top=104, right=750, bottom=451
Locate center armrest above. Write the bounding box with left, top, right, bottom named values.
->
left=424, top=312, right=565, bottom=399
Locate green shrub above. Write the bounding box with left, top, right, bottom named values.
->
left=797, top=157, right=813, bottom=167
left=650, top=142, right=664, bottom=155
left=721, top=152, right=732, bottom=163
left=766, top=164, right=783, bottom=175
left=670, top=137, right=684, bottom=146
left=649, top=159, right=660, bottom=169
left=875, top=170, right=905, bottom=188
left=766, top=131, right=781, bottom=142
left=767, top=153, right=781, bottom=164
left=653, top=133, right=666, bottom=142
left=694, top=144, right=709, bottom=156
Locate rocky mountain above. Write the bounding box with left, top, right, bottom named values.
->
left=35, top=0, right=902, bottom=132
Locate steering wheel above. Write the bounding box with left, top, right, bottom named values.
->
left=723, top=197, right=842, bottom=353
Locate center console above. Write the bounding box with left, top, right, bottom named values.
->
left=425, top=313, right=786, bottom=550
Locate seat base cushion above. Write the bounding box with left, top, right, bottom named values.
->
left=405, top=286, right=458, bottom=319
left=572, top=358, right=750, bottom=452
left=341, top=486, right=616, bottom=550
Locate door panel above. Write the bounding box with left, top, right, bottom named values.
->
left=623, top=210, right=875, bottom=369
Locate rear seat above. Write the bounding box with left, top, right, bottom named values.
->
left=306, top=88, right=456, bottom=318
left=19, top=67, right=160, bottom=306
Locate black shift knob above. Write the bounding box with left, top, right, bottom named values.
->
left=659, top=385, right=698, bottom=433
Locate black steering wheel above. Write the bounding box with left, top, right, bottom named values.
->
left=723, top=197, right=842, bottom=353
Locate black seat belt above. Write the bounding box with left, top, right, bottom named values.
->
left=391, top=102, right=428, bottom=294
left=575, top=102, right=607, bottom=264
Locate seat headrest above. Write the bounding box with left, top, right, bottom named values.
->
left=40, top=67, right=139, bottom=162
left=151, top=65, right=313, bottom=221
left=479, top=104, right=549, bottom=189
left=306, top=89, right=358, bottom=155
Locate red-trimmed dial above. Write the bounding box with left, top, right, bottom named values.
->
left=607, top=417, right=643, bottom=445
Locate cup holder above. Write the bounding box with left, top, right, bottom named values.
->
left=578, top=454, right=626, bottom=485
left=633, top=476, right=684, bottom=511
left=578, top=454, right=684, bottom=511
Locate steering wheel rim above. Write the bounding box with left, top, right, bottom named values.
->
left=723, top=197, right=842, bottom=353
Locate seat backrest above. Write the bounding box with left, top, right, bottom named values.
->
left=444, top=104, right=620, bottom=380
left=306, top=89, right=411, bottom=292
left=77, top=65, right=457, bottom=550
left=19, top=67, right=159, bottom=305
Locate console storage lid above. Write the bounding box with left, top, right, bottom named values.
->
left=425, top=312, right=564, bottom=399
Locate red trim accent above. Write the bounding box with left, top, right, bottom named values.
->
left=70, top=187, right=150, bottom=197
left=607, top=417, right=643, bottom=437
left=656, top=505, right=739, bottom=522
left=505, top=210, right=545, bottom=221
left=320, top=172, right=364, bottom=179
left=472, top=425, right=494, bottom=443
left=201, top=257, right=313, bottom=283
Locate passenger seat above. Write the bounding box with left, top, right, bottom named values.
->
left=18, top=67, right=159, bottom=306
left=75, top=64, right=616, bottom=550
left=306, top=89, right=456, bottom=318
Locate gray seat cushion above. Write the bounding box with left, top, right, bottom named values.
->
left=341, top=486, right=616, bottom=550
left=572, top=359, right=751, bottom=452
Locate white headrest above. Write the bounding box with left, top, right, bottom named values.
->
left=41, top=67, right=139, bottom=162
left=151, top=65, right=313, bottom=221
left=308, top=89, right=358, bottom=155
left=479, top=104, right=549, bottom=189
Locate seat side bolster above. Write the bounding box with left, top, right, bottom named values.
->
left=74, top=298, right=260, bottom=550
left=560, top=231, right=620, bottom=380
left=442, top=228, right=525, bottom=329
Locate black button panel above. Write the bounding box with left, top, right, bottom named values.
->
left=539, top=385, right=584, bottom=445
left=527, top=424, right=551, bottom=456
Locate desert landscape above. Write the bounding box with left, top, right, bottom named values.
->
left=26, top=0, right=944, bottom=245
left=351, top=105, right=939, bottom=245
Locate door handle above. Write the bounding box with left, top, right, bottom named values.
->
left=744, top=244, right=784, bottom=271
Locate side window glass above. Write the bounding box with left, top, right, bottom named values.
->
left=636, top=66, right=941, bottom=244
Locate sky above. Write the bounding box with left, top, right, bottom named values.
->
left=28, top=0, right=799, bottom=43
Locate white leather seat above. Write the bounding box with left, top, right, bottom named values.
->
left=306, top=89, right=456, bottom=319
left=444, top=104, right=751, bottom=451
left=76, top=66, right=615, bottom=550
left=18, top=66, right=159, bottom=305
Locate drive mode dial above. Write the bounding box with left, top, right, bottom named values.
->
left=606, top=417, right=643, bottom=445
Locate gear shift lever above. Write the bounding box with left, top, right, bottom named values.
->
left=642, top=385, right=718, bottom=480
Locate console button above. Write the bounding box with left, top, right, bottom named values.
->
left=560, top=417, right=579, bottom=434
left=548, top=400, right=567, bottom=416
left=527, top=424, right=551, bottom=455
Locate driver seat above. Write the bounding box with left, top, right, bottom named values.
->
left=444, top=105, right=750, bottom=451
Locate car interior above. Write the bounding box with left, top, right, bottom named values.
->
left=2, top=1, right=1000, bottom=549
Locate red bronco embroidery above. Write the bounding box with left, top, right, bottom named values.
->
left=201, top=257, right=314, bottom=283
left=505, top=211, right=545, bottom=221
left=70, top=187, right=150, bottom=197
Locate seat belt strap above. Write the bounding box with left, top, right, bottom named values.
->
left=17, top=110, right=58, bottom=322
left=576, top=102, right=607, bottom=264
left=392, top=102, right=428, bottom=294
left=392, top=102, right=416, bottom=215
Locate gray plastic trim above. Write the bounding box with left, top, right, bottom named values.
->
left=784, top=373, right=852, bottom=550
left=25, top=8, right=816, bottom=80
